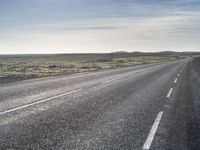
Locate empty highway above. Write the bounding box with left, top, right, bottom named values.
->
left=0, top=58, right=199, bottom=150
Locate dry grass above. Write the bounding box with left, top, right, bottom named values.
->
left=0, top=54, right=183, bottom=80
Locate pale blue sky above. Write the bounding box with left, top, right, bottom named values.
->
left=0, top=0, right=200, bottom=53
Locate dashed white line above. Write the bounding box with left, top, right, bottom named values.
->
left=180, top=65, right=185, bottom=73
left=167, top=88, right=173, bottom=98
left=164, top=104, right=170, bottom=109
left=0, top=89, right=82, bottom=115
left=174, top=78, right=178, bottom=83
left=182, top=64, right=185, bottom=70
left=143, top=111, right=164, bottom=150
left=177, top=74, right=180, bottom=77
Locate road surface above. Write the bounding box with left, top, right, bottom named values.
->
left=0, top=58, right=199, bottom=150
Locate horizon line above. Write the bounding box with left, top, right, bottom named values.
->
left=0, top=51, right=199, bottom=55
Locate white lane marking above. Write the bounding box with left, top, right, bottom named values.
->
left=180, top=65, right=185, bottom=73
left=178, top=74, right=180, bottom=77
left=143, top=111, right=164, bottom=150
left=102, top=78, right=121, bottom=84
left=164, top=104, right=170, bottom=109
left=182, top=64, right=185, bottom=70
left=174, top=78, right=178, bottom=83
left=102, top=75, right=129, bottom=84
left=0, top=89, right=82, bottom=115
left=167, top=88, right=173, bottom=98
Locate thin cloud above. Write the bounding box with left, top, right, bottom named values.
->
left=0, top=0, right=200, bottom=53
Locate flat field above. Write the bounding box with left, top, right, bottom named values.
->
left=0, top=52, right=183, bottom=83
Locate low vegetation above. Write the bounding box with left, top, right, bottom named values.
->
left=0, top=53, right=184, bottom=82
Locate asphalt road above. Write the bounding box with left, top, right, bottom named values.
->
left=0, top=58, right=199, bottom=150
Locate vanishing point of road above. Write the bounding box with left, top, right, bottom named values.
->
left=0, top=58, right=199, bottom=150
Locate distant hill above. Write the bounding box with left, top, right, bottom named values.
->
left=110, top=51, right=129, bottom=54
left=0, top=51, right=199, bottom=62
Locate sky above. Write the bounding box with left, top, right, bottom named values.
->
left=0, top=0, right=200, bottom=54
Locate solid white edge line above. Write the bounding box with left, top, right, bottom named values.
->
left=0, top=89, right=82, bottom=115
left=174, top=78, right=177, bottom=83
left=102, top=78, right=120, bottom=84
left=167, top=88, right=173, bottom=98
left=102, top=75, right=129, bottom=84
left=143, top=111, right=164, bottom=150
